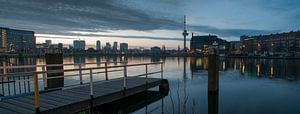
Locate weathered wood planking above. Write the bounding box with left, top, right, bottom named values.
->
left=0, top=77, right=162, bottom=114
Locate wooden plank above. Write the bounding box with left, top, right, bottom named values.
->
left=41, top=93, right=81, bottom=104
left=0, top=102, right=33, bottom=114
left=39, top=94, right=74, bottom=105
left=0, top=107, right=19, bottom=114
left=23, top=96, right=66, bottom=108
left=3, top=99, right=47, bottom=111
left=16, top=96, right=57, bottom=110
left=45, top=91, right=90, bottom=100
left=0, top=77, right=163, bottom=114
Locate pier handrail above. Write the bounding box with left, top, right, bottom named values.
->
left=0, top=61, right=127, bottom=70
left=0, top=61, right=164, bottom=113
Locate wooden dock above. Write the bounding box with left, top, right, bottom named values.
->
left=0, top=62, right=166, bottom=114
left=0, top=77, right=166, bottom=114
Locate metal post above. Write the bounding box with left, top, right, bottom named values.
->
left=89, top=69, right=94, bottom=113
left=145, top=64, right=148, bottom=83
left=42, top=65, right=47, bottom=88
left=105, top=62, right=108, bottom=80
left=3, top=61, right=7, bottom=74
left=161, top=62, right=163, bottom=79
left=34, top=72, right=40, bottom=113
left=79, top=64, right=83, bottom=84
left=89, top=69, right=93, bottom=99
left=123, top=65, right=127, bottom=90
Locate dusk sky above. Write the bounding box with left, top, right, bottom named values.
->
left=0, top=0, right=299, bottom=49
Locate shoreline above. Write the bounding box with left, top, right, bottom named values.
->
left=1, top=53, right=300, bottom=59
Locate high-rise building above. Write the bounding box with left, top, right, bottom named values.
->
left=113, top=41, right=118, bottom=51
left=104, top=42, right=111, bottom=50
left=96, top=40, right=101, bottom=50
left=0, top=27, right=35, bottom=52
left=120, top=43, right=128, bottom=52
left=73, top=40, right=85, bottom=50
left=162, top=45, right=166, bottom=51
left=42, top=40, right=52, bottom=48
left=151, top=46, right=161, bottom=55
left=58, top=43, right=63, bottom=49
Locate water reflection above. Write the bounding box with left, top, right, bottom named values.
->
left=190, top=57, right=300, bottom=81
left=2, top=56, right=300, bottom=114
left=79, top=90, right=169, bottom=114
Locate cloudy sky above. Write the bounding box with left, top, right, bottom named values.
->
left=0, top=0, right=299, bottom=49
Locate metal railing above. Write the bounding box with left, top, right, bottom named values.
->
left=0, top=61, right=127, bottom=96
left=0, top=61, right=164, bottom=113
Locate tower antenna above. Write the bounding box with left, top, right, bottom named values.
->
left=182, top=15, right=189, bottom=52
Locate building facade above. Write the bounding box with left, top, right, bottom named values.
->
left=120, top=43, right=128, bottom=53
left=190, top=34, right=228, bottom=54
left=240, top=31, right=300, bottom=56
left=73, top=40, right=86, bottom=50
left=113, top=41, right=118, bottom=51
left=0, top=27, right=35, bottom=53
left=96, top=40, right=101, bottom=50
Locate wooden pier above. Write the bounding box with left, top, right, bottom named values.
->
left=0, top=62, right=167, bottom=114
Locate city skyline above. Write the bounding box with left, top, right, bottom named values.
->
left=1, top=0, right=300, bottom=48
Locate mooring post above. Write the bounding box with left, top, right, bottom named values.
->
left=123, top=62, right=127, bottom=90
left=45, top=53, right=64, bottom=89
left=33, top=72, right=40, bottom=114
left=79, top=64, right=83, bottom=84
left=105, top=62, right=108, bottom=80
left=145, top=64, right=148, bottom=83
left=208, top=41, right=219, bottom=94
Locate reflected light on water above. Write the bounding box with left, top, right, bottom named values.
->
left=270, top=66, right=274, bottom=78
left=222, top=61, right=226, bottom=71
left=242, top=63, right=245, bottom=74
left=234, top=61, right=237, bottom=72
left=257, top=64, right=260, bottom=77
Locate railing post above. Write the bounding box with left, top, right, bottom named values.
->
left=3, top=61, right=7, bottom=74
left=105, top=62, right=108, bottom=80
left=89, top=69, right=93, bottom=99
left=42, top=65, right=47, bottom=88
left=161, top=62, right=163, bottom=79
left=145, top=64, right=148, bottom=83
left=79, top=64, right=83, bottom=84
left=34, top=72, right=40, bottom=114
left=123, top=65, right=127, bottom=90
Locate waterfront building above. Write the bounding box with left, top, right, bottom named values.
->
left=73, top=40, right=85, bottom=50
left=190, top=34, right=228, bottom=54
left=96, top=40, right=101, bottom=50
left=113, top=41, right=118, bottom=51
left=120, top=43, right=128, bottom=53
left=240, top=31, right=300, bottom=56
left=151, top=46, right=161, bottom=56
left=42, top=40, right=52, bottom=48
left=58, top=43, right=63, bottom=49
left=0, top=27, right=35, bottom=52
left=229, top=41, right=242, bottom=55
left=104, top=42, right=111, bottom=50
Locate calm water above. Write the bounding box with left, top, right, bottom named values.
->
left=3, top=56, right=300, bottom=114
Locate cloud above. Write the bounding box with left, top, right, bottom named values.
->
left=36, top=33, right=185, bottom=41
left=0, top=0, right=283, bottom=40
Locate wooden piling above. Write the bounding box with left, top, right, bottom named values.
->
left=45, top=53, right=64, bottom=89
left=208, top=43, right=219, bottom=94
